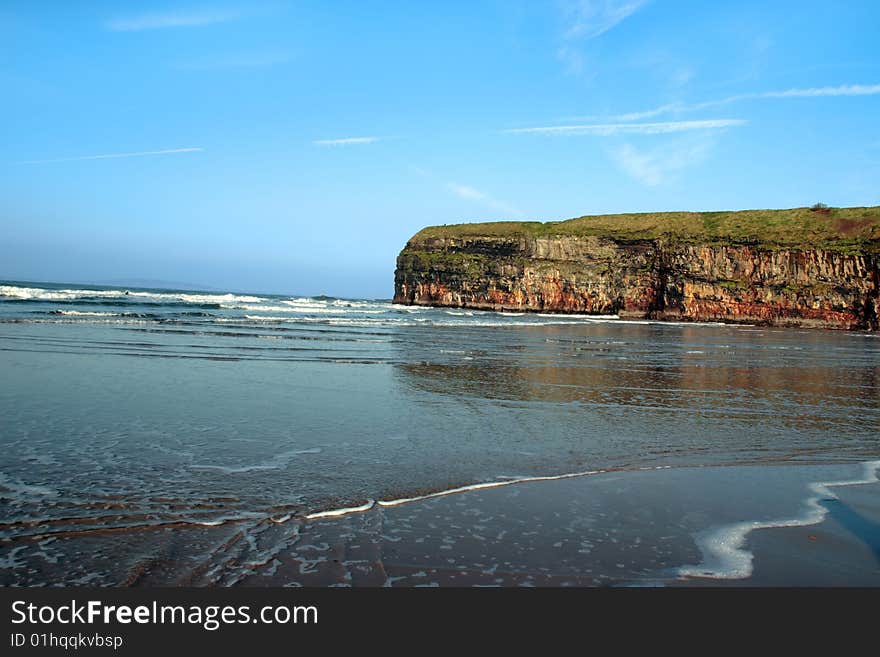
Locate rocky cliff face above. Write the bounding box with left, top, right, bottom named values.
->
left=393, top=213, right=880, bottom=330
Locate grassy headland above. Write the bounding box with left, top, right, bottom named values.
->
left=411, top=205, right=880, bottom=253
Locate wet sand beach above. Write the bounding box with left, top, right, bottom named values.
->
left=5, top=461, right=878, bottom=587
left=2, top=283, right=878, bottom=587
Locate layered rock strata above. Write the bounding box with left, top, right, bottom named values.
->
left=393, top=209, right=880, bottom=330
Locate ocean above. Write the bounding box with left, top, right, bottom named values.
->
left=1, top=280, right=878, bottom=586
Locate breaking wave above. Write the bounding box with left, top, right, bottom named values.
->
left=1, top=281, right=734, bottom=329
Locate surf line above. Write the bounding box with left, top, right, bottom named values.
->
left=303, top=469, right=607, bottom=520
left=678, top=459, right=880, bottom=580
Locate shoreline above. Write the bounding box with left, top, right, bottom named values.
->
left=3, top=459, right=878, bottom=587
left=394, top=299, right=880, bottom=332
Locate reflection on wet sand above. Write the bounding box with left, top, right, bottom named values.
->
left=393, top=323, right=880, bottom=465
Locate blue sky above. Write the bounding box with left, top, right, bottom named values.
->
left=2, top=1, right=878, bottom=297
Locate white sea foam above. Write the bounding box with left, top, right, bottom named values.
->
left=137, top=291, right=266, bottom=304
left=2, top=318, right=154, bottom=325
left=189, top=464, right=282, bottom=474
left=283, top=298, right=388, bottom=312
left=0, top=473, right=57, bottom=498
left=291, top=317, right=635, bottom=328
left=0, top=284, right=265, bottom=304
left=305, top=500, right=376, bottom=519
left=53, top=310, right=122, bottom=317
left=188, top=448, right=322, bottom=475
left=0, top=284, right=743, bottom=332
left=298, top=469, right=606, bottom=521
left=214, top=316, right=275, bottom=323
left=678, top=460, right=880, bottom=580
left=241, top=315, right=290, bottom=322
left=1, top=285, right=109, bottom=300
left=222, top=303, right=385, bottom=314
left=331, top=299, right=379, bottom=308
left=536, top=313, right=619, bottom=320
left=188, top=512, right=265, bottom=527
left=248, top=312, right=730, bottom=329
left=377, top=469, right=604, bottom=507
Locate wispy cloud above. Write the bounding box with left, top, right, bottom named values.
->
left=447, top=183, right=524, bottom=219
left=753, top=83, right=880, bottom=99
left=505, top=119, right=746, bottom=136
left=408, top=167, right=524, bottom=219
left=554, top=1, right=648, bottom=76
left=175, top=50, right=293, bottom=70
left=312, top=136, right=384, bottom=146
left=561, top=0, right=649, bottom=40
left=448, top=183, right=487, bottom=201
left=17, top=148, right=204, bottom=165
left=604, top=83, right=880, bottom=122
left=613, top=103, right=684, bottom=122
left=106, top=10, right=239, bottom=32
left=611, top=140, right=713, bottom=186
left=556, top=45, right=586, bottom=76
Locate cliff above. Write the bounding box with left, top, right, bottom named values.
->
left=393, top=206, right=880, bottom=330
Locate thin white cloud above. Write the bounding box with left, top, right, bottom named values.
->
left=408, top=167, right=523, bottom=218
left=611, top=140, right=713, bottom=186
left=612, top=144, right=663, bottom=186
left=18, top=148, right=204, bottom=165
left=448, top=183, right=485, bottom=201
left=555, top=1, right=647, bottom=75
left=106, top=10, right=239, bottom=32
left=677, top=84, right=880, bottom=112
left=562, top=0, right=649, bottom=40
left=175, top=50, right=293, bottom=70
left=313, top=136, right=383, bottom=146
left=553, top=104, right=680, bottom=123
left=670, top=66, right=695, bottom=88
left=605, top=83, right=880, bottom=122
left=761, top=83, right=880, bottom=98
left=505, top=119, right=746, bottom=136
left=557, top=46, right=586, bottom=76
left=447, top=183, right=524, bottom=219
left=614, top=103, right=685, bottom=121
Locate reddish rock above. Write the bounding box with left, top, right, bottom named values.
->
left=393, top=234, right=879, bottom=330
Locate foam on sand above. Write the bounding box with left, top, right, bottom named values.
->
left=377, top=469, right=605, bottom=507
left=300, top=468, right=606, bottom=520
left=305, top=500, right=376, bottom=519
left=678, top=459, right=880, bottom=580
left=188, top=448, right=322, bottom=474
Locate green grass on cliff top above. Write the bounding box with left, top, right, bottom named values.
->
left=411, top=205, right=880, bottom=251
